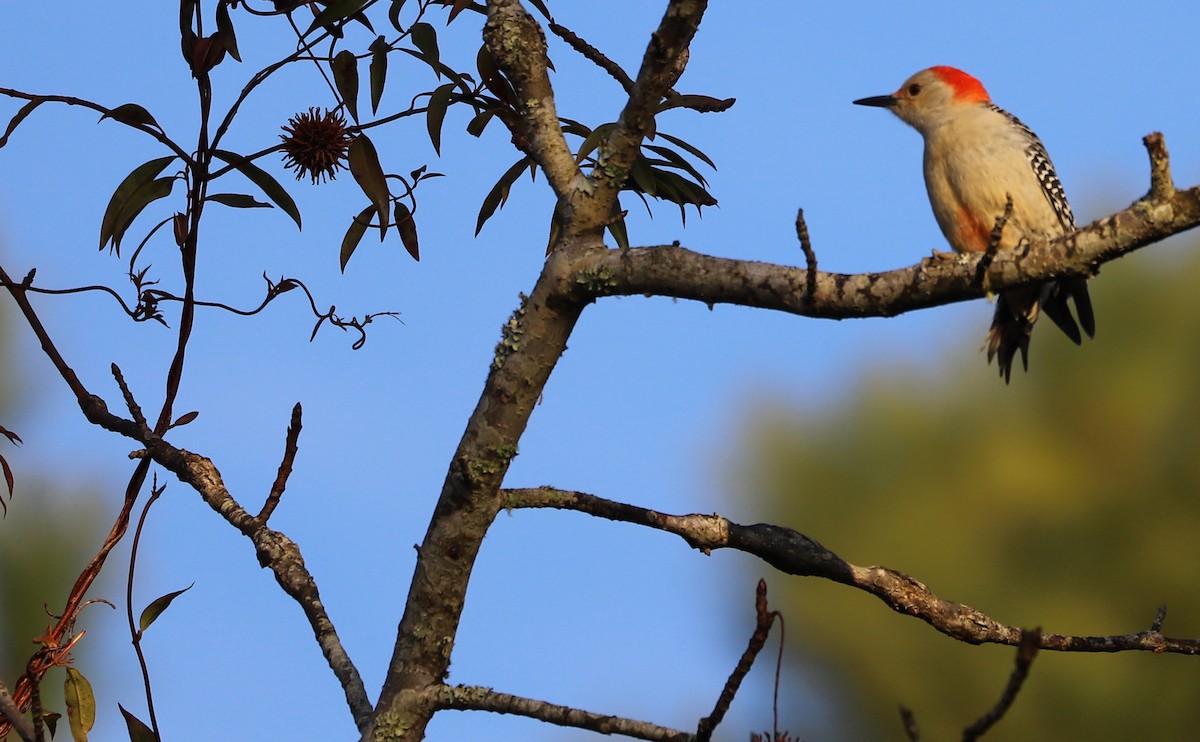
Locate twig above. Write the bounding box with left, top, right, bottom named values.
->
left=696, top=579, right=777, bottom=742
left=501, top=488, right=1200, bottom=656
left=961, top=628, right=1041, bottom=741
left=126, top=476, right=166, bottom=741
left=1144, top=132, right=1175, bottom=200
left=0, top=679, right=35, bottom=742
left=259, top=403, right=303, bottom=522
left=429, top=684, right=691, bottom=741
left=795, top=208, right=817, bottom=303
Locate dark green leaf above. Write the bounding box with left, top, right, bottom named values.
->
left=331, top=50, right=360, bottom=123
left=207, top=193, right=271, bottom=209
left=100, top=156, right=176, bottom=250
left=475, top=156, right=532, bottom=236
left=65, top=667, right=96, bottom=740
left=212, top=149, right=302, bottom=230
left=99, top=103, right=162, bottom=132
left=425, top=83, right=454, bottom=156
left=409, top=22, right=440, bottom=77
left=369, top=36, right=389, bottom=114
left=340, top=205, right=375, bottom=272
left=139, top=583, right=194, bottom=632
left=111, top=177, right=175, bottom=255
left=644, top=144, right=709, bottom=186
left=388, top=0, right=408, bottom=32
left=0, top=99, right=43, bottom=149
left=395, top=202, right=418, bottom=261
left=657, top=131, right=717, bottom=170
left=118, top=704, right=157, bottom=742
left=305, top=0, right=368, bottom=35
left=628, top=156, right=657, bottom=196
left=347, top=135, right=391, bottom=239
left=216, top=1, right=241, bottom=62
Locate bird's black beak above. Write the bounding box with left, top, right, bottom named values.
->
left=853, top=95, right=897, bottom=108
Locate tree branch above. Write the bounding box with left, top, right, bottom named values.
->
left=592, top=0, right=708, bottom=208
left=501, top=488, right=1200, bottom=655
left=429, top=685, right=692, bottom=742
left=483, top=0, right=581, bottom=198
left=576, top=134, right=1200, bottom=318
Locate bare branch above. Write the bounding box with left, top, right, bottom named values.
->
left=962, top=628, right=1041, bottom=741
left=0, top=679, right=35, bottom=742
left=501, top=488, right=1200, bottom=655
left=429, top=685, right=692, bottom=742
left=696, top=579, right=777, bottom=742
left=259, top=403, right=303, bottom=523
left=1145, top=132, right=1175, bottom=200
left=593, top=0, right=708, bottom=206
left=577, top=177, right=1200, bottom=320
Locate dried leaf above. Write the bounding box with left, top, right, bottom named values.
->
left=213, top=149, right=302, bottom=229
left=395, top=202, right=418, bottom=261
left=170, top=410, right=199, bottom=428
left=0, top=99, right=42, bottom=149
left=98, top=103, right=162, bottom=132
left=340, top=205, right=375, bottom=272
left=348, top=135, right=391, bottom=239
left=425, top=83, right=454, bottom=156
left=369, top=36, right=389, bottom=114
left=216, top=0, right=241, bottom=62
left=332, top=50, right=360, bottom=123
left=409, top=22, right=440, bottom=77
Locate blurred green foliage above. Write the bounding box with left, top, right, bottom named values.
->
left=740, top=244, right=1200, bottom=741
left=0, top=301, right=107, bottom=734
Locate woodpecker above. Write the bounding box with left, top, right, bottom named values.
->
left=854, top=66, right=1094, bottom=382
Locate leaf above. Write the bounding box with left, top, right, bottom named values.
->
left=387, top=0, right=408, bottom=32
left=465, top=108, right=496, bottom=138
left=138, top=583, right=194, bottom=632
left=369, top=36, right=389, bottom=114
left=526, top=0, right=552, bottom=20
left=212, top=149, right=302, bottom=230
left=305, top=0, right=369, bottom=35
left=425, top=83, right=454, bottom=156
left=409, top=22, right=440, bottom=77
left=98, top=103, right=162, bottom=132
left=475, top=156, right=532, bottom=236
left=170, top=410, right=199, bottom=428
left=207, top=193, right=271, bottom=209
left=0, top=99, right=42, bottom=149
left=644, top=143, right=710, bottom=186
left=41, top=710, right=61, bottom=738
left=64, top=667, right=96, bottom=741
left=607, top=199, right=630, bottom=249
left=111, top=177, right=176, bottom=255
left=395, top=202, right=418, bottom=261
left=216, top=0, right=241, bottom=62
left=331, top=50, right=360, bottom=123
left=340, top=205, right=375, bottom=272
left=347, top=135, right=391, bottom=240
left=118, top=705, right=157, bottom=742
left=657, top=131, right=717, bottom=170
left=99, top=156, right=176, bottom=250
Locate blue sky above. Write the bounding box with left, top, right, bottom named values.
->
left=2, top=2, right=1199, bottom=740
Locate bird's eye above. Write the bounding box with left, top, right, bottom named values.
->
left=908, top=83, right=922, bottom=96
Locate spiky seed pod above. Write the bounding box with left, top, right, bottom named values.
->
left=280, top=107, right=353, bottom=184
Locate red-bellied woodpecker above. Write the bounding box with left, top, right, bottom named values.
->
left=854, top=66, right=1094, bottom=382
